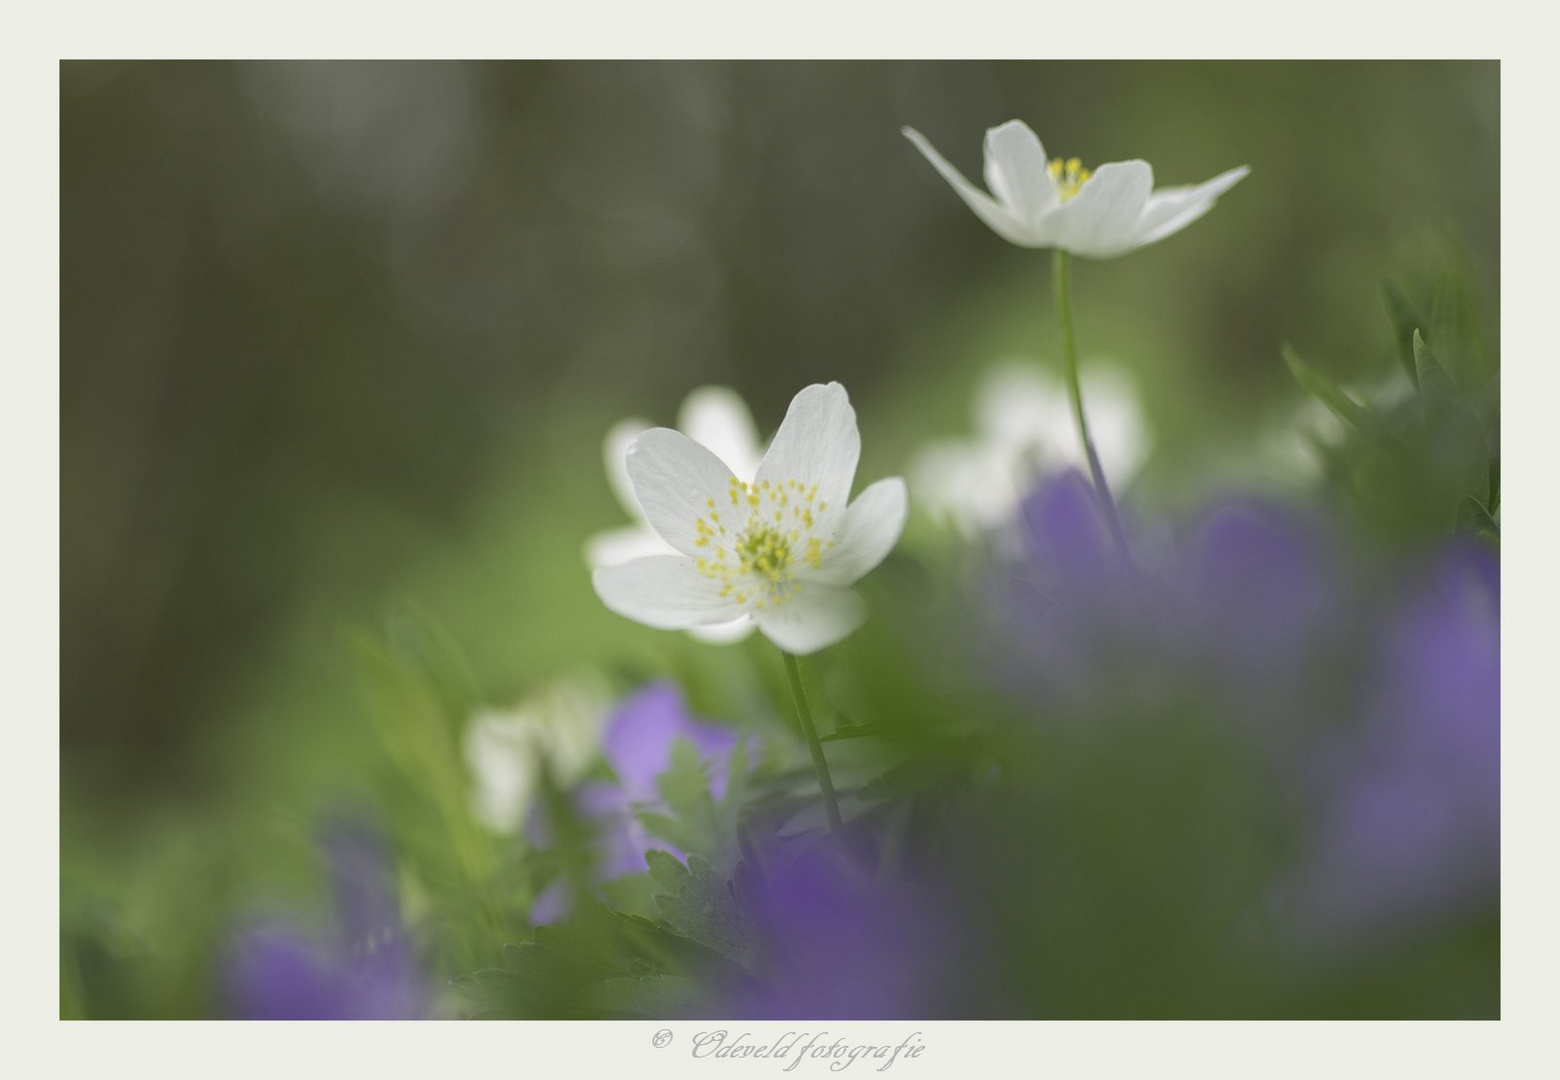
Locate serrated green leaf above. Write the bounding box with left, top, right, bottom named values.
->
left=656, top=739, right=717, bottom=821
left=637, top=809, right=702, bottom=856
left=592, top=974, right=705, bottom=1017
left=645, top=850, right=755, bottom=970
left=1382, top=279, right=1427, bottom=389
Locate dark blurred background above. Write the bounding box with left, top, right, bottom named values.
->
left=60, top=61, right=1496, bottom=1016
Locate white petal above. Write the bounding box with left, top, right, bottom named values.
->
left=463, top=713, right=533, bottom=834
left=604, top=417, right=651, bottom=520
left=973, top=361, right=1070, bottom=454
left=583, top=523, right=674, bottom=569
left=902, top=126, right=1039, bottom=247
left=592, top=556, right=744, bottom=630
left=755, top=382, right=859, bottom=536
left=1132, top=165, right=1250, bottom=248
left=687, top=618, right=755, bottom=645
left=678, top=385, right=764, bottom=481
left=752, top=584, right=867, bottom=655
left=982, top=120, right=1057, bottom=226
left=810, top=477, right=908, bottom=586
left=625, top=428, right=737, bottom=556
left=1038, top=160, right=1155, bottom=258
left=909, top=438, right=1021, bottom=537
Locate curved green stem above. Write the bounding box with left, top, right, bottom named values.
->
left=1053, top=249, right=1134, bottom=567
left=781, top=650, right=843, bottom=838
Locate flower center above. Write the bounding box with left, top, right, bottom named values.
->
left=739, top=526, right=793, bottom=583
left=1048, top=157, right=1093, bottom=202
left=689, top=476, right=836, bottom=610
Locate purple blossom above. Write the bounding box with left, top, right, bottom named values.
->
left=1001, top=472, right=1340, bottom=724
left=528, top=681, right=746, bottom=923
left=602, top=681, right=743, bottom=802
left=997, top=472, right=1499, bottom=951
left=725, top=842, right=952, bottom=1020
left=222, top=820, right=427, bottom=1019
left=1184, top=498, right=1339, bottom=686
left=1282, top=541, right=1499, bottom=944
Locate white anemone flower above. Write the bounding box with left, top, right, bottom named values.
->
left=586, top=386, right=766, bottom=644
left=912, top=360, right=1150, bottom=540
left=463, top=675, right=612, bottom=835
left=903, top=119, right=1249, bottom=259
left=592, top=382, right=907, bottom=656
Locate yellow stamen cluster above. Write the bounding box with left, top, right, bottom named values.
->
left=1048, top=156, right=1093, bottom=201
left=691, top=475, right=838, bottom=610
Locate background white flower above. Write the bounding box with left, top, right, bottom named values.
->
left=903, top=119, right=1248, bottom=259
left=592, top=382, right=907, bottom=656
left=462, top=674, right=612, bottom=835
left=586, top=386, right=766, bottom=644
left=911, top=360, right=1150, bottom=541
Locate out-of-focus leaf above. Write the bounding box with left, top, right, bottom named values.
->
left=385, top=600, right=483, bottom=736
left=1282, top=346, right=1397, bottom=451
left=1457, top=497, right=1500, bottom=541
left=456, top=897, right=731, bottom=1018
left=1430, top=264, right=1490, bottom=394
left=593, top=974, right=705, bottom=1017
left=1382, top=279, right=1427, bottom=389
left=1413, top=331, right=1491, bottom=507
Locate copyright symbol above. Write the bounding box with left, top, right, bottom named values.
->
left=653, top=1029, right=673, bottom=1048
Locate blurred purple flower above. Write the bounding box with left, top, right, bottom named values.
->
left=1185, top=498, right=1338, bottom=684
left=528, top=681, right=747, bottom=923
left=1283, top=541, right=1499, bottom=943
left=998, top=474, right=1347, bottom=728
left=993, top=470, right=1148, bottom=705
left=223, top=819, right=426, bottom=1020
left=726, top=842, right=951, bottom=1019
left=602, top=681, right=743, bottom=802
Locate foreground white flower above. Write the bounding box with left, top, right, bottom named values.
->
left=592, top=382, right=907, bottom=655
left=586, top=386, right=766, bottom=644
left=912, top=360, right=1150, bottom=539
left=903, top=119, right=1248, bottom=259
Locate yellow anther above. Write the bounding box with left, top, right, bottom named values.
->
left=1049, top=156, right=1093, bottom=201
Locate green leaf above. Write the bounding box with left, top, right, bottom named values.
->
left=592, top=974, right=705, bottom=1018
left=1413, top=331, right=1491, bottom=507
left=1411, top=329, right=1457, bottom=403
left=1282, top=346, right=1397, bottom=451
left=1430, top=264, right=1490, bottom=394
left=1457, top=497, right=1500, bottom=541
left=819, top=722, right=892, bottom=743
left=455, top=897, right=735, bottom=1018
left=1381, top=279, right=1427, bottom=389
left=645, top=850, right=755, bottom=970
left=385, top=600, right=483, bottom=734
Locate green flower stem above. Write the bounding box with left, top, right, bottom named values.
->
left=781, top=649, right=844, bottom=838
left=1052, top=249, right=1134, bottom=567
